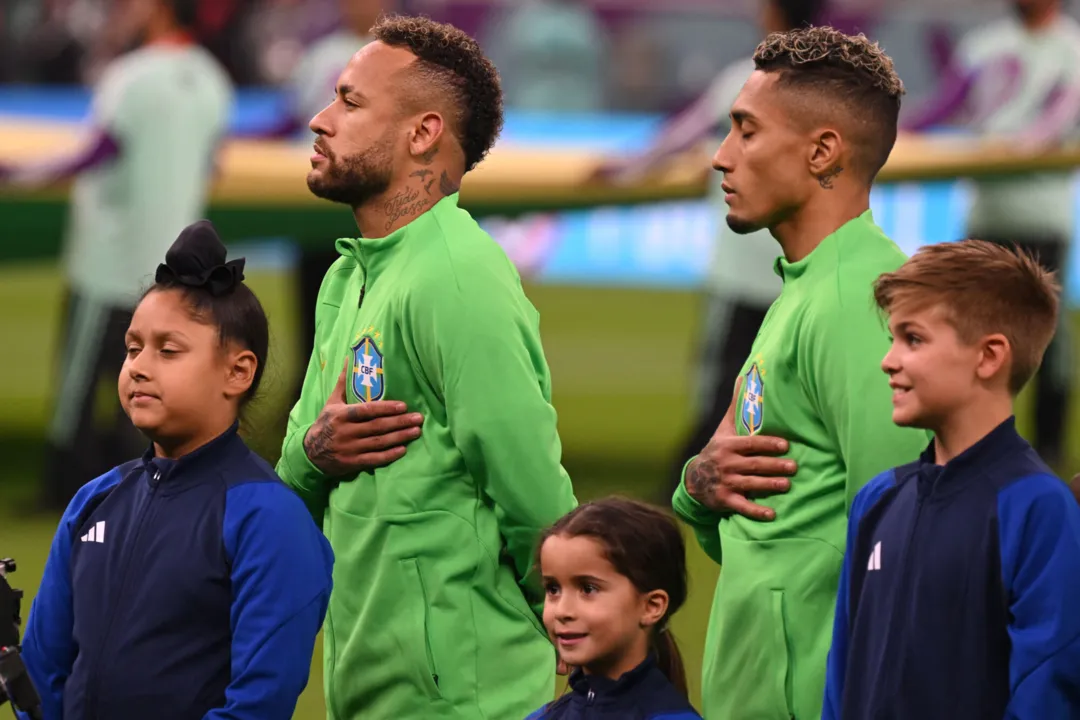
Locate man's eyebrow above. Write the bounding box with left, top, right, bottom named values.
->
left=731, top=109, right=758, bottom=125
left=343, top=84, right=367, bottom=98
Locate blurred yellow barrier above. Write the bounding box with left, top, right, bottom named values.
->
left=4, top=119, right=1080, bottom=208
left=4, top=118, right=1080, bottom=262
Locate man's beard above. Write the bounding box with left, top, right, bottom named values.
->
left=726, top=214, right=764, bottom=235
left=307, top=136, right=394, bottom=208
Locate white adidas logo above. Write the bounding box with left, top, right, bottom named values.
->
left=867, top=541, right=882, bottom=571
left=79, top=521, right=106, bottom=544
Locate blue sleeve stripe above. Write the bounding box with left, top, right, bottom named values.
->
left=851, top=469, right=898, bottom=522
left=213, top=480, right=333, bottom=719
left=997, top=472, right=1080, bottom=717
left=21, top=465, right=127, bottom=719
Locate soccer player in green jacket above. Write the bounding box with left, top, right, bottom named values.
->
left=275, top=16, right=578, bottom=720
left=671, top=28, right=931, bottom=720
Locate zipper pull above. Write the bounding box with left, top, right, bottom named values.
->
left=587, top=689, right=595, bottom=704
left=358, top=285, right=365, bottom=308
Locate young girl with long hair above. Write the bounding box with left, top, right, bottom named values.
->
left=527, top=497, right=702, bottom=719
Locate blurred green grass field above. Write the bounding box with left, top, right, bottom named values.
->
left=0, top=261, right=1067, bottom=717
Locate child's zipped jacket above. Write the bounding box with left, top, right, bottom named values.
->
left=526, top=656, right=703, bottom=720
left=20, top=423, right=334, bottom=720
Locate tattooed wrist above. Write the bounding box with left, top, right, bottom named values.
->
left=685, top=456, right=718, bottom=503
left=304, top=413, right=339, bottom=474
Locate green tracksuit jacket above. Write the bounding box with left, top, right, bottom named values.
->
left=277, top=194, right=578, bottom=719
left=673, top=212, right=931, bottom=720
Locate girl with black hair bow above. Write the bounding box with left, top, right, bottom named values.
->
left=19, top=221, right=334, bottom=720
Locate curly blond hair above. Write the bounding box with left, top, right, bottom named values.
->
left=753, top=26, right=905, bottom=182
left=755, top=26, right=905, bottom=98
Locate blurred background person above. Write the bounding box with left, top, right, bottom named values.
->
left=0, top=0, right=233, bottom=511
left=903, top=0, right=1080, bottom=470
left=481, top=0, right=609, bottom=112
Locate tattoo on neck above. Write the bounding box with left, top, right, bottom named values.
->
left=410, top=169, right=436, bottom=196
left=420, top=147, right=439, bottom=165
left=440, top=170, right=460, bottom=196
left=383, top=186, right=429, bottom=232
left=818, top=166, right=843, bottom=189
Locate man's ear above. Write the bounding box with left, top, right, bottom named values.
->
left=808, top=128, right=844, bottom=188
left=409, top=112, right=445, bottom=163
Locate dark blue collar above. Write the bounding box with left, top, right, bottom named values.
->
left=140, top=421, right=242, bottom=487
left=912, top=416, right=1027, bottom=498
left=568, top=654, right=663, bottom=702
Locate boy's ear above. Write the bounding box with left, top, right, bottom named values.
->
left=639, top=589, right=670, bottom=629
left=975, top=333, right=1010, bottom=384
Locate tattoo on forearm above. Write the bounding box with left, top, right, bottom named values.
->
left=383, top=186, right=429, bottom=231
left=440, top=170, right=460, bottom=196
left=420, top=147, right=439, bottom=164
left=305, top=411, right=338, bottom=470
left=818, top=166, right=843, bottom=189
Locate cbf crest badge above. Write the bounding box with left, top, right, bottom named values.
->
left=349, top=331, right=385, bottom=403
left=740, top=363, right=765, bottom=435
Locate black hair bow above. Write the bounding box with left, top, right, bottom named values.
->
left=155, top=220, right=245, bottom=296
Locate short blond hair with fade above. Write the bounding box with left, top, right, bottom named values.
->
left=754, top=26, right=905, bottom=184
left=873, top=239, right=1060, bottom=394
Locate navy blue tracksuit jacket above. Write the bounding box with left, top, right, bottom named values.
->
left=525, top=656, right=702, bottom=720
left=823, top=417, right=1080, bottom=720
left=20, top=424, right=334, bottom=720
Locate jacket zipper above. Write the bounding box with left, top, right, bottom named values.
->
left=86, top=468, right=161, bottom=719
left=887, top=488, right=926, bottom=707
left=587, top=689, right=595, bottom=704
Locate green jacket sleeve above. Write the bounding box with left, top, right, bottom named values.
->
left=802, top=283, right=932, bottom=511
left=276, top=262, right=344, bottom=529
left=671, top=458, right=725, bottom=566
left=406, top=272, right=578, bottom=619
left=277, top=346, right=333, bottom=528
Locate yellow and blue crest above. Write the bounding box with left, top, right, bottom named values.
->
left=350, top=335, right=385, bottom=403
left=740, top=363, right=764, bottom=435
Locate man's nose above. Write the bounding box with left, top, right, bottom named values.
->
left=712, top=130, right=735, bottom=173
left=310, top=106, right=333, bottom=137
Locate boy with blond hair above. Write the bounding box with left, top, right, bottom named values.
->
left=823, top=239, right=1080, bottom=720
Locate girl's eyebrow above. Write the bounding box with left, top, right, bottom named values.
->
left=571, top=574, right=607, bottom=585
left=150, top=329, right=191, bottom=342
